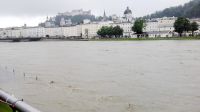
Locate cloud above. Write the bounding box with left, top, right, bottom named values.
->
left=0, top=0, right=190, bottom=16
left=0, top=0, right=190, bottom=27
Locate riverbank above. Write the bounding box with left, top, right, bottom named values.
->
left=0, top=38, right=90, bottom=42
left=0, top=102, right=12, bottom=112
left=1, top=37, right=200, bottom=42
left=90, top=36, right=200, bottom=41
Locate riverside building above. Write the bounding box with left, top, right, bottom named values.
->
left=144, top=17, right=176, bottom=38
left=2, top=8, right=198, bottom=39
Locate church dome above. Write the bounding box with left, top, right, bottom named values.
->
left=124, top=7, right=132, bottom=14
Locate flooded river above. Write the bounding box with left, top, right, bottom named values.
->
left=0, top=40, right=200, bottom=112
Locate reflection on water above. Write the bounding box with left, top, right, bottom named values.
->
left=0, top=41, right=200, bottom=112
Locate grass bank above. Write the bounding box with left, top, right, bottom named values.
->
left=0, top=102, right=12, bottom=112
left=90, top=37, right=200, bottom=41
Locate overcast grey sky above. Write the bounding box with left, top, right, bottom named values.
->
left=0, top=0, right=190, bottom=28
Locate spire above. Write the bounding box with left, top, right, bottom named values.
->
left=127, top=6, right=130, bottom=10
left=103, top=10, right=107, bottom=21
left=46, top=16, right=49, bottom=21
left=103, top=10, right=106, bottom=18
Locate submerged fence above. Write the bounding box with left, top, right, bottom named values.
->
left=0, top=90, right=41, bottom=112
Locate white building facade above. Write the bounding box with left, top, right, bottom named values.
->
left=62, top=25, right=82, bottom=37
left=22, top=27, right=45, bottom=37
left=4, top=16, right=200, bottom=39
left=144, top=17, right=176, bottom=38
left=111, top=22, right=134, bottom=37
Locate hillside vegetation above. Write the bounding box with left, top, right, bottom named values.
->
left=145, top=0, right=200, bottom=18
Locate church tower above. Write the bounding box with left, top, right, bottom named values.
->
left=103, top=10, right=107, bottom=21
left=124, top=7, right=133, bottom=22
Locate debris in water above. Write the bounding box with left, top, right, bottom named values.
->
left=105, top=49, right=110, bottom=51
left=127, top=103, right=134, bottom=112
left=50, top=81, right=55, bottom=84
left=36, top=76, right=38, bottom=80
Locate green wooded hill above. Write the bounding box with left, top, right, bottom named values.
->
left=145, top=0, right=200, bottom=19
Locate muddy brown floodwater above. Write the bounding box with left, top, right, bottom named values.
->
left=0, top=40, right=200, bottom=112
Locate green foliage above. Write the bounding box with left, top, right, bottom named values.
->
left=174, top=17, right=191, bottom=36
left=54, top=15, right=96, bottom=26
left=97, top=26, right=110, bottom=38
left=112, top=26, right=124, bottom=38
left=145, top=0, right=200, bottom=19
left=95, top=16, right=103, bottom=21
left=107, top=26, right=114, bottom=37
left=0, top=102, right=13, bottom=112
left=97, top=26, right=123, bottom=38
left=132, top=19, right=145, bottom=35
left=71, top=15, right=96, bottom=24
left=191, top=22, right=199, bottom=32
left=174, top=18, right=199, bottom=37
left=190, top=22, right=199, bottom=36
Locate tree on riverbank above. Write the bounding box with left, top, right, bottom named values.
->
left=132, top=19, right=145, bottom=38
left=112, top=26, right=124, bottom=38
left=97, top=26, right=123, bottom=38
left=97, top=26, right=112, bottom=38
left=190, top=22, right=199, bottom=36
left=174, top=17, right=191, bottom=37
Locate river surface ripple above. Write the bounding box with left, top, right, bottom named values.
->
left=0, top=41, right=200, bottom=112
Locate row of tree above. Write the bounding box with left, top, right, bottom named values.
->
left=97, top=26, right=124, bottom=38
left=174, top=17, right=199, bottom=36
